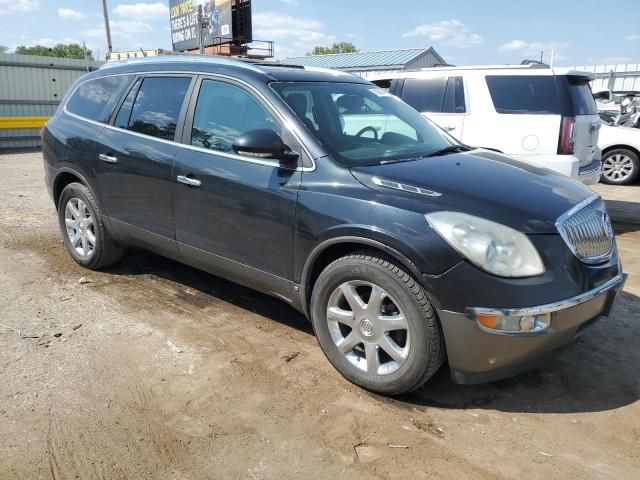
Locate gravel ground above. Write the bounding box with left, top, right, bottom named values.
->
left=0, top=151, right=638, bottom=480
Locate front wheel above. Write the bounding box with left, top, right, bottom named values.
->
left=310, top=253, right=445, bottom=395
left=601, top=148, right=639, bottom=185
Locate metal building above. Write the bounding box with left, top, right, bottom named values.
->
left=0, top=53, right=102, bottom=149
left=283, top=47, right=446, bottom=80
left=569, top=63, right=640, bottom=93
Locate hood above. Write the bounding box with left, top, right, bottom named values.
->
left=350, top=150, right=594, bottom=234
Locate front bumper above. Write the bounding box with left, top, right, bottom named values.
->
left=439, top=272, right=627, bottom=384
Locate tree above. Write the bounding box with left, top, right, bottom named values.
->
left=0, top=45, right=8, bottom=53
left=308, top=42, right=358, bottom=55
left=15, top=43, right=94, bottom=60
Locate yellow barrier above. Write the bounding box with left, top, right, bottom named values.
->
left=0, top=116, right=50, bottom=130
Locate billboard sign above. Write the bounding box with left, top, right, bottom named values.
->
left=169, top=0, right=233, bottom=52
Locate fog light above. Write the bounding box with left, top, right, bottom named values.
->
left=476, top=313, right=550, bottom=333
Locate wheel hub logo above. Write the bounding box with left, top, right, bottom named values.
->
left=359, top=319, right=375, bottom=337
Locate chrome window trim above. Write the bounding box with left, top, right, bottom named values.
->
left=62, top=70, right=316, bottom=172
left=468, top=272, right=626, bottom=317
left=555, top=194, right=614, bottom=265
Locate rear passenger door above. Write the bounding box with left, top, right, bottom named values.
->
left=96, top=75, right=195, bottom=256
left=398, top=77, right=467, bottom=140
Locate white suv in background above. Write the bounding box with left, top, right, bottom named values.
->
left=371, top=65, right=602, bottom=185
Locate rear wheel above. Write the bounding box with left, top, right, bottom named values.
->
left=58, top=182, right=124, bottom=269
left=310, top=253, right=445, bottom=395
left=601, top=148, right=639, bottom=185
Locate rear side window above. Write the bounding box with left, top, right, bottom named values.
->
left=401, top=78, right=447, bottom=113
left=401, top=77, right=465, bottom=113
left=114, top=79, right=141, bottom=129
left=124, top=76, right=191, bottom=140
left=486, top=75, right=560, bottom=114
left=565, top=77, right=597, bottom=115
left=66, top=75, right=132, bottom=123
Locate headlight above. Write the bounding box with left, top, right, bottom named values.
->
left=425, top=211, right=544, bottom=277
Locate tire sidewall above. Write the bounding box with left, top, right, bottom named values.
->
left=58, top=183, right=107, bottom=269
left=601, top=149, right=639, bottom=185
left=311, top=257, right=435, bottom=394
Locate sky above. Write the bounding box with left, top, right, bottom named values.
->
left=0, top=0, right=639, bottom=66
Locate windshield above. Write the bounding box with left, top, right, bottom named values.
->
left=270, top=81, right=457, bottom=166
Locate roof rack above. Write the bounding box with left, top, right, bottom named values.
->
left=99, top=54, right=264, bottom=72
left=238, top=59, right=305, bottom=69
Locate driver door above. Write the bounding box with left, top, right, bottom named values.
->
left=173, top=77, right=302, bottom=297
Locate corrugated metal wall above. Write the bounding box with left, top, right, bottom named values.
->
left=406, top=50, right=444, bottom=70
left=350, top=51, right=447, bottom=81
left=0, top=53, right=102, bottom=149
left=570, top=63, right=640, bottom=93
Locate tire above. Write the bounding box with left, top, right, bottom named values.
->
left=310, top=253, right=445, bottom=395
left=601, top=148, right=639, bottom=185
left=58, top=182, right=124, bottom=269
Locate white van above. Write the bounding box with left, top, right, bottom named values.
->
left=371, top=65, right=602, bottom=185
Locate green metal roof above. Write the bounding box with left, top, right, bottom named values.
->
left=283, top=48, right=431, bottom=70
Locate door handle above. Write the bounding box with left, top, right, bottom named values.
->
left=99, top=153, right=118, bottom=164
left=443, top=126, right=456, bottom=132
left=177, top=175, right=201, bottom=187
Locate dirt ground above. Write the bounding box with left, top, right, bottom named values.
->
left=0, top=151, right=638, bottom=480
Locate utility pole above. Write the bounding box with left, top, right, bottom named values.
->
left=82, top=41, right=89, bottom=72
left=198, top=5, right=204, bottom=55
left=102, top=0, right=113, bottom=54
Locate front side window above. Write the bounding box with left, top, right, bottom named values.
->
left=124, top=76, right=191, bottom=140
left=191, top=79, right=280, bottom=153
left=272, top=82, right=456, bottom=166
left=486, top=75, right=561, bottom=114
left=66, top=75, right=132, bottom=123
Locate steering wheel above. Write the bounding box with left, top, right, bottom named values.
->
left=355, top=126, right=379, bottom=140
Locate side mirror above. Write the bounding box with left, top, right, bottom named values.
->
left=232, top=129, right=298, bottom=163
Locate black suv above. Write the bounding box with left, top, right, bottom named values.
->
left=43, top=57, right=626, bottom=395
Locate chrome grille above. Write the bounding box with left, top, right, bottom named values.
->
left=556, top=196, right=614, bottom=264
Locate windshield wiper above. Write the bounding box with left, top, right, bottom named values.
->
left=379, top=157, right=421, bottom=165
left=421, top=145, right=474, bottom=158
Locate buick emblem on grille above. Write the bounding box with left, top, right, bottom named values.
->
left=556, top=195, right=614, bottom=264
left=602, top=212, right=613, bottom=239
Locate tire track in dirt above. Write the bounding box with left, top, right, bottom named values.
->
left=47, top=413, right=106, bottom=480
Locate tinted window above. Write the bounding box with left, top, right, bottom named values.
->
left=372, top=79, right=391, bottom=91
left=486, top=75, right=560, bottom=114
left=442, top=77, right=465, bottom=113
left=127, top=77, right=191, bottom=140
left=191, top=79, right=280, bottom=153
left=66, top=75, right=132, bottom=122
left=114, top=79, right=141, bottom=129
left=401, top=78, right=447, bottom=113
left=566, top=77, right=597, bottom=115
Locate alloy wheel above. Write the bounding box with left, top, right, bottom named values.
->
left=602, top=153, right=635, bottom=182
left=64, top=197, right=96, bottom=259
left=326, top=280, right=410, bottom=375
